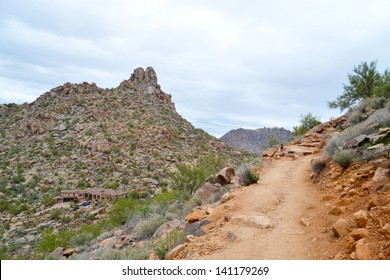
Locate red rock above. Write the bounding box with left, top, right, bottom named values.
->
left=185, top=208, right=208, bottom=223
left=350, top=228, right=369, bottom=241
left=355, top=239, right=373, bottom=260
left=353, top=210, right=368, bottom=228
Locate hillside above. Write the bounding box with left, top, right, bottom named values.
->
left=220, top=127, right=293, bottom=154
left=0, top=67, right=255, bottom=259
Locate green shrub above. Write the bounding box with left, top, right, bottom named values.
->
left=37, top=229, right=73, bottom=256
left=333, top=150, right=354, bottom=168
left=293, top=113, right=321, bottom=136
left=152, top=230, right=186, bottom=260
left=12, top=174, right=25, bottom=184
left=311, top=158, right=327, bottom=176
left=107, top=198, right=136, bottom=226
left=105, top=181, right=119, bottom=189
left=170, top=155, right=225, bottom=195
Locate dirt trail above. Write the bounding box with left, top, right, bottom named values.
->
left=181, top=153, right=340, bottom=260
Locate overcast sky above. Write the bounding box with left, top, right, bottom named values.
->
left=1, top=0, right=390, bottom=137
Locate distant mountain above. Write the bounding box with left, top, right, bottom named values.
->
left=220, top=127, right=293, bottom=154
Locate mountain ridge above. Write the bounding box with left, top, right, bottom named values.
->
left=220, top=127, right=293, bottom=154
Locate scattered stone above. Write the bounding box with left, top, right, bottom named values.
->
left=220, top=192, right=234, bottom=203
left=63, top=248, right=76, bottom=258
left=329, top=205, right=346, bottom=216
left=335, top=197, right=352, bottom=207
left=350, top=228, right=369, bottom=241
left=379, top=223, right=390, bottom=238
left=300, top=217, right=311, bottom=227
left=185, top=208, right=208, bottom=223
left=354, top=239, right=373, bottom=260
left=226, top=231, right=237, bottom=241
left=353, top=210, right=368, bottom=228
left=332, top=218, right=350, bottom=237
left=231, top=215, right=274, bottom=229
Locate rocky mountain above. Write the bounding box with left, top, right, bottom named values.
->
left=0, top=67, right=255, bottom=259
left=220, top=127, right=293, bottom=154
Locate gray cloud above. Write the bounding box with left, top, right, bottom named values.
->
left=1, top=0, right=390, bottom=136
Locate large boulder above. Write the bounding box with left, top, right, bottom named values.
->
left=193, top=182, right=220, bottom=202
left=217, top=166, right=235, bottom=185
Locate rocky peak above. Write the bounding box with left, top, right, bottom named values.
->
left=120, top=67, right=174, bottom=108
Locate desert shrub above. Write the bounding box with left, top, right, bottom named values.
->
left=170, top=164, right=207, bottom=195
left=152, top=230, right=186, bottom=260
left=105, top=181, right=119, bottom=189
left=293, top=113, right=321, bottom=136
left=311, top=158, right=327, bottom=176
left=11, top=174, right=25, bottom=184
left=37, top=229, right=73, bottom=256
left=131, top=214, right=166, bottom=240
left=333, top=150, right=354, bottom=168
left=108, top=197, right=136, bottom=226
left=236, top=163, right=259, bottom=186
left=98, top=247, right=148, bottom=260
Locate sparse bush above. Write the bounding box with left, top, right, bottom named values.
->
left=131, top=214, right=166, bottom=240
left=170, top=156, right=226, bottom=195
left=333, top=150, right=354, bottom=169
left=105, top=181, right=119, bottom=189
left=12, top=174, right=25, bottom=184
left=311, top=158, right=327, bottom=176
left=152, top=230, right=186, bottom=260
left=236, top=163, right=259, bottom=186
left=98, top=247, right=148, bottom=260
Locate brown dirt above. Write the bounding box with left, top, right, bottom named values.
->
left=179, top=153, right=342, bottom=259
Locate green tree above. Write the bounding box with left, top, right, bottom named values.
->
left=293, top=113, right=321, bottom=136
left=329, top=61, right=382, bottom=111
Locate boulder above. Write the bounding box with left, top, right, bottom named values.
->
left=353, top=210, right=368, bottom=228
left=193, top=182, right=220, bottom=202
left=332, top=218, right=350, bottom=237
left=153, top=219, right=182, bottom=238
left=217, top=166, right=235, bottom=185
left=48, top=247, right=65, bottom=259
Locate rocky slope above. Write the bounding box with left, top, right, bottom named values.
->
left=0, top=67, right=255, bottom=258
left=220, top=127, right=292, bottom=154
